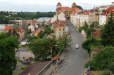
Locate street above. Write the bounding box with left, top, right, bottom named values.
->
left=55, top=21, right=89, bottom=75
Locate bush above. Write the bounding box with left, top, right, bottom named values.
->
left=29, top=38, right=55, bottom=61
left=108, top=62, right=114, bottom=74
left=29, top=36, right=69, bottom=61
left=101, top=13, right=114, bottom=46
left=86, top=46, right=114, bottom=70
left=99, top=70, right=110, bottom=75
left=83, top=38, right=101, bottom=55
left=82, top=39, right=91, bottom=53
left=0, top=33, right=19, bottom=75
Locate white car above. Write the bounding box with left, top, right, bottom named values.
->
left=75, top=44, right=79, bottom=49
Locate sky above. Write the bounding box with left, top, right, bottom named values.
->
left=0, top=0, right=114, bottom=12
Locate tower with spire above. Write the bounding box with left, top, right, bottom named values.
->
left=72, top=2, right=77, bottom=8
left=56, top=2, right=62, bottom=9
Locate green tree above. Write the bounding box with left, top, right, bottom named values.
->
left=29, top=35, right=70, bottom=61
left=80, top=22, right=98, bottom=38
left=0, top=15, right=10, bottom=24
left=38, top=24, right=52, bottom=38
left=29, top=38, right=55, bottom=61
left=99, top=70, right=110, bottom=75
left=53, top=36, right=69, bottom=55
left=82, top=38, right=101, bottom=55
left=86, top=46, right=114, bottom=70
left=0, top=33, right=19, bottom=75
left=101, top=13, right=114, bottom=46
left=82, top=38, right=93, bottom=54
left=108, top=62, right=114, bottom=74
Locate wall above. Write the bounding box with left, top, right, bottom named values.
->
left=99, top=15, right=107, bottom=25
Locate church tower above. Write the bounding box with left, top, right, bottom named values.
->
left=56, top=2, right=62, bottom=9
left=72, top=2, right=77, bottom=8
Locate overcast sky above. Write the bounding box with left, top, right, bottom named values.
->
left=0, top=0, right=114, bottom=12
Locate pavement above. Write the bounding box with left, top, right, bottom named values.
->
left=53, top=21, right=89, bottom=75
left=20, top=61, right=51, bottom=75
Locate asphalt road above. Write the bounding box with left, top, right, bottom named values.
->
left=56, top=21, right=89, bottom=75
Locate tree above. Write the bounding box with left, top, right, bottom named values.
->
left=85, top=46, right=114, bottom=70
left=82, top=38, right=93, bottom=54
left=29, top=38, right=55, bottom=61
left=0, top=33, right=19, bottom=75
left=102, top=13, right=114, bottom=46
left=0, top=15, right=10, bottom=24
left=38, top=24, right=52, bottom=38
left=108, top=62, right=114, bottom=74
left=82, top=37, right=101, bottom=55
left=29, top=35, right=70, bottom=61
left=44, top=25, right=52, bottom=35
left=53, top=36, right=69, bottom=55
left=80, top=22, right=98, bottom=38
left=100, top=70, right=110, bottom=75
left=35, top=12, right=55, bottom=18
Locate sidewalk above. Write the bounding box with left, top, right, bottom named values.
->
left=20, top=61, right=51, bottom=75
left=44, top=48, right=67, bottom=75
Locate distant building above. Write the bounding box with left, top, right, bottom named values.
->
left=56, top=2, right=82, bottom=19
left=71, top=9, right=99, bottom=28
left=97, top=2, right=114, bottom=25
left=16, top=28, right=25, bottom=40
left=23, top=20, right=38, bottom=25
left=0, top=24, right=14, bottom=32
left=51, top=2, right=82, bottom=39
left=13, top=20, right=23, bottom=26
left=12, top=20, right=39, bottom=26
left=51, top=2, right=114, bottom=39
left=70, top=2, right=114, bottom=27
left=52, top=20, right=67, bottom=39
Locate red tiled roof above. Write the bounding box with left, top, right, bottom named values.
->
left=71, top=8, right=80, bottom=11
left=78, top=10, right=91, bottom=15
left=106, top=6, right=114, bottom=14
left=53, top=20, right=66, bottom=27
left=98, top=6, right=110, bottom=9
left=24, top=20, right=38, bottom=25
left=57, top=6, right=80, bottom=12
left=5, top=25, right=14, bottom=30
left=60, top=7, right=80, bottom=11
left=61, top=7, right=71, bottom=10
left=83, top=10, right=92, bottom=14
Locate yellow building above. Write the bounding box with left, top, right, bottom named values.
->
left=52, top=20, right=67, bottom=39
left=56, top=2, right=82, bottom=19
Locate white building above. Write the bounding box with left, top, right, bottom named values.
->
left=51, top=12, right=66, bottom=23
left=58, top=12, right=66, bottom=21
left=99, top=15, right=107, bottom=25
left=70, top=11, right=90, bottom=28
